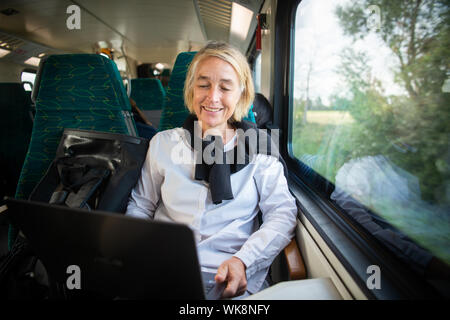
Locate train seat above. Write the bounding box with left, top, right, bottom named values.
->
left=158, top=51, right=256, bottom=131
left=252, top=93, right=273, bottom=129
left=158, top=51, right=197, bottom=131
left=130, top=78, right=166, bottom=129
left=9, top=54, right=138, bottom=247
left=0, top=83, right=33, bottom=200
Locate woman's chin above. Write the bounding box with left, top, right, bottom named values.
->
left=199, top=116, right=222, bottom=129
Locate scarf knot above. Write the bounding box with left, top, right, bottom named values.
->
left=182, top=115, right=284, bottom=204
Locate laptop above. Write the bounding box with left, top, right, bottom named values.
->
left=5, top=198, right=225, bottom=300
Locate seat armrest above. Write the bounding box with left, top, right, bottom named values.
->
left=284, top=238, right=306, bottom=280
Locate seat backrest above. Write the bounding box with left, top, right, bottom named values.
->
left=10, top=54, right=139, bottom=248
left=131, top=78, right=166, bottom=129
left=130, top=78, right=166, bottom=111
left=0, top=83, right=33, bottom=200
left=158, top=52, right=197, bottom=131
left=252, top=93, right=273, bottom=128
left=14, top=54, right=136, bottom=201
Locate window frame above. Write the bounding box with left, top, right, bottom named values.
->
left=273, top=0, right=443, bottom=299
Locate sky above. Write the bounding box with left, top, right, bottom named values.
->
left=293, top=0, right=406, bottom=105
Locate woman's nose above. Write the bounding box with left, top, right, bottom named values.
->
left=207, top=86, right=220, bottom=103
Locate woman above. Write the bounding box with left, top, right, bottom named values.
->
left=126, top=41, right=297, bottom=298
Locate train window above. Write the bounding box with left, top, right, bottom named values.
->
left=290, top=0, right=449, bottom=284
left=21, top=69, right=36, bottom=91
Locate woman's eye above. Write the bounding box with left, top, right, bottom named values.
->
left=221, top=87, right=231, bottom=91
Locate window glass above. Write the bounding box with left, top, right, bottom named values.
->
left=21, top=70, right=36, bottom=91
left=292, top=0, right=449, bottom=276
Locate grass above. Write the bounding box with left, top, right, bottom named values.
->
left=291, top=116, right=354, bottom=183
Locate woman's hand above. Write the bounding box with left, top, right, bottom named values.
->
left=215, top=256, right=247, bottom=298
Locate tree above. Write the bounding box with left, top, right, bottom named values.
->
left=335, top=0, right=450, bottom=204
left=334, top=0, right=450, bottom=265
left=336, top=0, right=450, bottom=99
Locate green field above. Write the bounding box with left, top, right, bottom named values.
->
left=291, top=111, right=355, bottom=183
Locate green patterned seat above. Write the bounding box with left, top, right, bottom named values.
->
left=158, top=51, right=256, bottom=131
left=131, top=78, right=166, bottom=129
left=158, top=52, right=197, bottom=131
left=130, top=78, right=165, bottom=111
left=9, top=54, right=136, bottom=247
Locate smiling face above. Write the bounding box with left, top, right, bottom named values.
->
left=192, top=56, right=242, bottom=136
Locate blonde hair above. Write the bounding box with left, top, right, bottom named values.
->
left=184, top=41, right=255, bottom=122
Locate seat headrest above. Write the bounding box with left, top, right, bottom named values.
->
left=252, top=93, right=273, bottom=128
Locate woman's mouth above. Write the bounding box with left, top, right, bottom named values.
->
left=202, top=106, right=223, bottom=112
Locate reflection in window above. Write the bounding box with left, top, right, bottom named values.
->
left=291, top=0, right=449, bottom=279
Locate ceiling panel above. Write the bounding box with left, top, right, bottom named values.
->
left=196, top=0, right=232, bottom=42
left=0, top=0, right=206, bottom=65
left=0, top=0, right=263, bottom=67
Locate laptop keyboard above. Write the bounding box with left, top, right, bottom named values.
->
left=202, top=272, right=226, bottom=300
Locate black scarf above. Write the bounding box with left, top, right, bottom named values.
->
left=182, top=114, right=285, bottom=204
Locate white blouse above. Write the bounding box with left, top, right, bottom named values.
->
left=126, top=128, right=297, bottom=293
